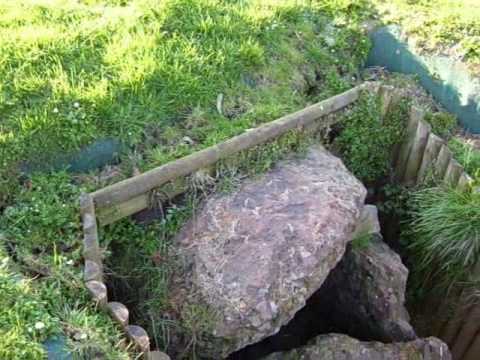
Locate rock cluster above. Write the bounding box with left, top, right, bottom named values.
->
left=265, top=334, right=451, bottom=360
left=169, top=145, right=450, bottom=359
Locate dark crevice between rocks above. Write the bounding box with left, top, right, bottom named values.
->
left=229, top=181, right=413, bottom=360
left=229, top=246, right=402, bottom=359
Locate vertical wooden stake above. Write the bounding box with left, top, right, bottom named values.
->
left=434, top=145, right=453, bottom=180
left=395, top=106, right=422, bottom=182
left=417, top=133, right=444, bottom=183
left=403, top=119, right=431, bottom=185
left=444, top=159, right=464, bottom=187
left=80, top=193, right=103, bottom=273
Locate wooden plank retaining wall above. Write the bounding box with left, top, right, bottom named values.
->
left=395, top=106, right=477, bottom=360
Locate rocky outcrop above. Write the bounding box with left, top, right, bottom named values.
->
left=265, top=334, right=451, bottom=360
left=315, top=205, right=416, bottom=342
left=172, top=145, right=367, bottom=358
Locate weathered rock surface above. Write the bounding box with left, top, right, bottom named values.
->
left=265, top=334, right=451, bottom=360
left=315, top=205, right=415, bottom=342
left=173, top=145, right=367, bottom=358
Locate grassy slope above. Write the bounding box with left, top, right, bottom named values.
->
left=0, top=0, right=374, bottom=357
left=373, top=0, right=480, bottom=72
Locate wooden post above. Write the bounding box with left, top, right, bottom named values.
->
left=417, top=133, right=444, bottom=183
left=441, top=300, right=472, bottom=345
left=444, top=159, right=464, bottom=187
left=457, top=173, right=473, bottom=191
left=451, top=305, right=480, bottom=360
left=463, top=331, right=480, bottom=360
left=434, top=145, right=453, bottom=180
left=96, top=177, right=188, bottom=226
left=403, top=118, right=431, bottom=184
left=395, top=106, right=423, bottom=182
left=379, top=85, right=395, bottom=119
left=80, top=193, right=102, bottom=267
left=91, top=83, right=380, bottom=211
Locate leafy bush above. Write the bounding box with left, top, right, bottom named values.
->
left=337, top=94, right=407, bottom=183
left=424, top=112, right=457, bottom=139
left=407, top=186, right=480, bottom=287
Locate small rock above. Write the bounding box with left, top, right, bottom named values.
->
left=126, top=325, right=150, bottom=353
left=265, top=334, right=451, bottom=360
left=84, top=260, right=102, bottom=282
left=182, top=136, right=195, bottom=145
left=85, top=280, right=107, bottom=307
left=315, top=232, right=416, bottom=342
left=107, top=302, right=129, bottom=328
left=147, top=350, right=171, bottom=360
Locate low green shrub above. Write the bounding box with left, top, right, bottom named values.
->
left=407, top=186, right=480, bottom=287
left=424, top=112, right=457, bottom=139
left=336, top=94, right=407, bottom=183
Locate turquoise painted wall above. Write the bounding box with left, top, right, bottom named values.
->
left=367, top=26, right=480, bottom=133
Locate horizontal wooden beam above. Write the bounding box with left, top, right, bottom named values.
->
left=96, top=177, right=187, bottom=226
left=91, top=82, right=379, bottom=209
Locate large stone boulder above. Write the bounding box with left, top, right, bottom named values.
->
left=265, top=334, right=451, bottom=360
left=315, top=205, right=416, bottom=342
left=172, top=145, right=367, bottom=358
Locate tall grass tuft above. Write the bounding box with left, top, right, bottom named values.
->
left=408, top=185, right=480, bottom=287
left=448, top=138, right=480, bottom=177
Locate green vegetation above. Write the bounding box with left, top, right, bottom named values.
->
left=448, top=138, right=480, bottom=177
left=336, top=93, right=407, bottom=183
left=0, top=0, right=376, bottom=357
left=2, top=0, right=477, bottom=357
left=407, top=186, right=480, bottom=288
left=374, top=0, right=480, bottom=71
left=424, top=112, right=457, bottom=139
left=0, top=248, right=55, bottom=360
left=0, top=0, right=373, bottom=206
left=351, top=233, right=372, bottom=250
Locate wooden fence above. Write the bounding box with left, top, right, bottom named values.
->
left=79, top=82, right=381, bottom=357
left=394, top=104, right=477, bottom=360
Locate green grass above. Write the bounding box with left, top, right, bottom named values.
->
left=407, top=186, right=480, bottom=288
left=0, top=0, right=375, bottom=357
left=448, top=138, right=480, bottom=177
left=0, top=0, right=372, bottom=206
left=373, top=0, right=480, bottom=72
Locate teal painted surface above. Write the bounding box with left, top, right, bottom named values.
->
left=22, top=138, right=124, bottom=174
left=43, top=336, right=72, bottom=360
left=367, top=26, right=480, bottom=133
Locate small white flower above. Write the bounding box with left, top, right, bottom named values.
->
left=28, top=327, right=33, bottom=333
left=73, top=102, right=80, bottom=108
left=53, top=107, right=59, bottom=113
left=66, top=259, right=74, bottom=265
left=34, top=321, right=45, bottom=330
